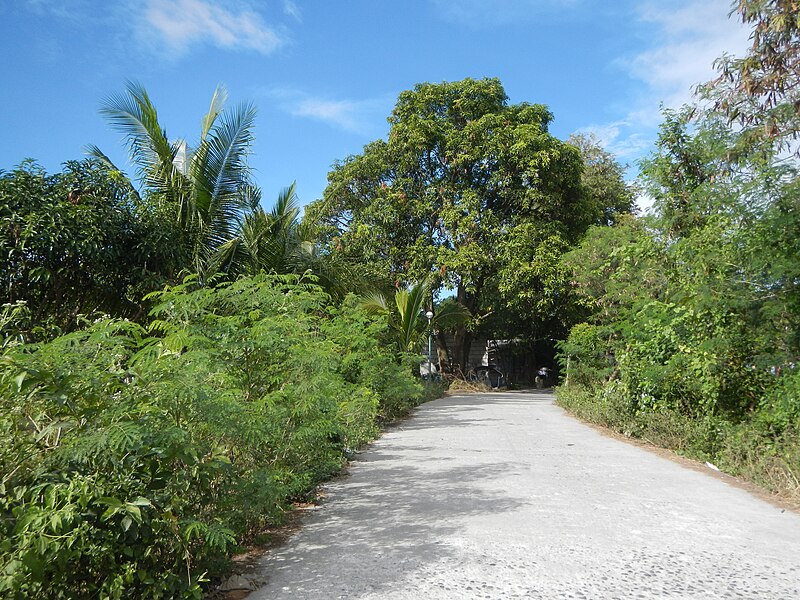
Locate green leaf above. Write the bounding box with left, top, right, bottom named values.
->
left=98, top=497, right=124, bottom=509
left=124, top=504, right=142, bottom=524
left=13, top=371, right=26, bottom=392
left=121, top=515, right=133, bottom=532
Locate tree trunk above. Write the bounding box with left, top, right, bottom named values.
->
left=451, top=279, right=481, bottom=376
left=452, top=325, right=473, bottom=376
left=434, top=330, right=452, bottom=373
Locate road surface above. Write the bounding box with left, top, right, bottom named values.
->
left=247, top=391, right=800, bottom=599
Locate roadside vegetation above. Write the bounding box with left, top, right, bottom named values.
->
left=0, top=86, right=439, bottom=597
left=0, top=275, right=434, bottom=598
left=557, top=1, right=800, bottom=505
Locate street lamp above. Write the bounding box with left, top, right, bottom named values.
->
left=425, top=310, right=434, bottom=379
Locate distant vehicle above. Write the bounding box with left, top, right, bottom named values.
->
left=535, top=366, right=552, bottom=389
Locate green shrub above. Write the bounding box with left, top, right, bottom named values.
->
left=0, top=274, right=427, bottom=598
left=757, top=369, right=800, bottom=436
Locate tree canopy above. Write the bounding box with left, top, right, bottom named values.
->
left=701, top=0, right=800, bottom=153
left=307, top=77, right=633, bottom=370
left=0, top=159, right=183, bottom=335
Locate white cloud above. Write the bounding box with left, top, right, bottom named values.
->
left=21, top=0, right=97, bottom=22
left=575, top=121, right=651, bottom=160
left=626, top=0, right=751, bottom=112
left=265, top=88, right=393, bottom=135
left=283, top=0, right=301, bottom=22
left=21, top=0, right=290, bottom=58
left=579, top=0, right=751, bottom=173
left=574, top=0, right=752, bottom=212
left=141, top=0, right=285, bottom=55
left=292, top=99, right=362, bottom=130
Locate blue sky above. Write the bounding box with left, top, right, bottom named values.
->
left=1, top=0, right=750, bottom=210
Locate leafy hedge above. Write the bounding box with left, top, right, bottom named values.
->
left=0, top=274, right=429, bottom=598
left=556, top=108, right=800, bottom=505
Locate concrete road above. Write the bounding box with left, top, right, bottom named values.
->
left=248, top=391, right=800, bottom=599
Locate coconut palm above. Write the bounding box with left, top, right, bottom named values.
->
left=88, top=81, right=257, bottom=279
left=362, top=279, right=470, bottom=353
left=212, top=182, right=355, bottom=297
left=211, top=183, right=302, bottom=274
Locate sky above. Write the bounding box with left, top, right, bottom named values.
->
left=1, top=0, right=752, bottom=210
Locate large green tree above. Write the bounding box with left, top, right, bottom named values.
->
left=308, top=78, right=632, bottom=371
left=0, top=159, right=182, bottom=336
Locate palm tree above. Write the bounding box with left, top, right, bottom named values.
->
left=224, top=182, right=307, bottom=275
left=362, top=279, right=470, bottom=353
left=88, top=81, right=257, bottom=279
left=213, top=182, right=356, bottom=298
left=89, top=82, right=360, bottom=295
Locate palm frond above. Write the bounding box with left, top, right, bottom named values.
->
left=431, top=298, right=471, bottom=330
left=200, top=85, right=228, bottom=142
left=272, top=182, right=300, bottom=225
left=84, top=145, right=143, bottom=203
left=241, top=183, right=262, bottom=212
left=85, top=144, right=121, bottom=171
left=237, top=206, right=269, bottom=274
left=206, top=237, right=243, bottom=278
left=206, top=102, right=257, bottom=202
left=360, top=291, right=391, bottom=315
left=190, top=102, right=257, bottom=258
left=395, top=280, right=430, bottom=352
left=99, top=80, right=177, bottom=192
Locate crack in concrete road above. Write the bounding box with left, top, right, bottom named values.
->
left=247, top=391, right=800, bottom=599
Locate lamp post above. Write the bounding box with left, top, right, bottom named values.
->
left=425, top=310, right=434, bottom=379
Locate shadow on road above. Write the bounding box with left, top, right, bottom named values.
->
left=252, top=394, right=532, bottom=596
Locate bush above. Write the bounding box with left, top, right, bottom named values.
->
left=0, top=274, right=428, bottom=598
